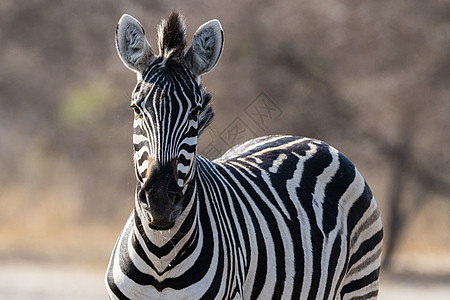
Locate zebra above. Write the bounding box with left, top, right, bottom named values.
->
left=106, top=12, right=383, bottom=300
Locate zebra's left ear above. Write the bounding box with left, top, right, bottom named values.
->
left=185, top=19, right=223, bottom=77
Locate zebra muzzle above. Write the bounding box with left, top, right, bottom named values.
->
left=138, top=162, right=183, bottom=230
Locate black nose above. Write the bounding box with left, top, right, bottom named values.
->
left=138, top=178, right=181, bottom=209
left=138, top=161, right=183, bottom=229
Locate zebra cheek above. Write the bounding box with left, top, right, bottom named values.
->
left=177, top=177, right=185, bottom=188
left=176, top=166, right=187, bottom=188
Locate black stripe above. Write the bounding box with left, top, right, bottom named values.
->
left=137, top=151, right=149, bottom=166
left=324, top=235, right=342, bottom=300
left=297, top=142, right=332, bottom=299
left=347, top=183, right=373, bottom=234
left=178, top=153, right=195, bottom=168
left=216, top=164, right=268, bottom=299
left=340, top=268, right=380, bottom=297
left=350, top=290, right=379, bottom=300
left=106, top=240, right=131, bottom=300
left=198, top=175, right=226, bottom=299
left=348, top=229, right=383, bottom=269
left=232, top=165, right=287, bottom=298
left=322, top=153, right=356, bottom=234
left=266, top=148, right=305, bottom=299
left=225, top=136, right=301, bottom=161
left=134, top=203, right=197, bottom=258
left=204, top=161, right=251, bottom=278
left=133, top=125, right=148, bottom=138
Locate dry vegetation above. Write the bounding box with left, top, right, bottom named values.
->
left=0, top=0, right=449, bottom=293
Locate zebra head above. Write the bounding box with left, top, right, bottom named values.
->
left=116, top=13, right=223, bottom=230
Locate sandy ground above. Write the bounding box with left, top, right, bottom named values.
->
left=0, top=262, right=107, bottom=300
left=0, top=261, right=449, bottom=300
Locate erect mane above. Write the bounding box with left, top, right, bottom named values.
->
left=155, top=12, right=214, bottom=135
left=157, top=12, right=186, bottom=64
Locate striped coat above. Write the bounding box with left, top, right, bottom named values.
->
left=106, top=12, right=382, bottom=300
left=106, top=136, right=383, bottom=299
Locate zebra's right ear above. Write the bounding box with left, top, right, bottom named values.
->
left=116, top=14, right=153, bottom=73
left=185, top=19, right=223, bottom=78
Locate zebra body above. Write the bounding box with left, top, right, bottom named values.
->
left=106, top=13, right=383, bottom=300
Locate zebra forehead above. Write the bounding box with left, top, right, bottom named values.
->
left=142, top=60, right=194, bottom=83
left=135, top=66, right=199, bottom=103
left=136, top=80, right=197, bottom=106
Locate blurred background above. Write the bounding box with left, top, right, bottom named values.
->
left=0, top=0, right=449, bottom=298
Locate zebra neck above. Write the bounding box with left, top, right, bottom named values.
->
left=132, top=179, right=199, bottom=273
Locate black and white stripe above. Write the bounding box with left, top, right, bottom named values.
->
left=106, top=13, right=383, bottom=300
left=131, top=60, right=202, bottom=188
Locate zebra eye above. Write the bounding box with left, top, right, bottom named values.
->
left=188, top=106, right=201, bottom=120
left=130, top=104, right=141, bottom=115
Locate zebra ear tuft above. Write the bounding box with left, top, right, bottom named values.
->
left=116, top=14, right=153, bottom=73
left=185, top=19, right=223, bottom=77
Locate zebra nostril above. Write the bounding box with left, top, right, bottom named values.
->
left=138, top=189, right=148, bottom=207
left=167, top=179, right=182, bottom=204
left=167, top=190, right=182, bottom=206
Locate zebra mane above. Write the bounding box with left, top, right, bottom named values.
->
left=157, top=12, right=186, bottom=64
left=198, top=91, right=214, bottom=135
